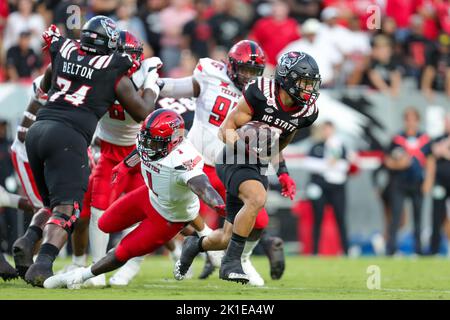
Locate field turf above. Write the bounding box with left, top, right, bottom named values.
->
left=1, top=255, right=450, bottom=300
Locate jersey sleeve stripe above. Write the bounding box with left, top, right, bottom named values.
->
left=94, top=56, right=109, bottom=69
left=61, top=42, right=75, bottom=59
left=59, top=39, right=71, bottom=56
left=88, top=55, right=101, bottom=66
left=100, top=55, right=113, bottom=69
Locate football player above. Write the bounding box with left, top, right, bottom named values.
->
left=160, top=40, right=294, bottom=285
left=43, top=109, right=226, bottom=289
left=11, top=72, right=92, bottom=278
left=176, top=51, right=321, bottom=284
left=19, top=16, right=160, bottom=287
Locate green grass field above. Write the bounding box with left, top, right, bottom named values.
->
left=1, top=255, right=450, bottom=299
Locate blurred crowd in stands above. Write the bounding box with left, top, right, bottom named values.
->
left=0, top=0, right=448, bottom=99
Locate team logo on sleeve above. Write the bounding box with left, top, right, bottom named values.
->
left=277, top=52, right=305, bottom=76
left=181, top=155, right=202, bottom=171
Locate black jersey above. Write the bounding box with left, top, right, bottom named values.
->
left=37, top=36, right=133, bottom=143
left=156, top=97, right=195, bottom=131
left=243, top=77, right=318, bottom=138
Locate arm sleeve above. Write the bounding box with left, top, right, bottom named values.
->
left=159, top=77, right=195, bottom=98
left=176, top=154, right=205, bottom=185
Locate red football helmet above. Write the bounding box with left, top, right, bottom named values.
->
left=227, top=40, right=266, bottom=90
left=118, top=30, right=144, bottom=62
left=137, top=109, right=185, bottom=162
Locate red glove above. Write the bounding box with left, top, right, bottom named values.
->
left=214, top=204, right=227, bottom=218
left=42, top=24, right=61, bottom=50
left=127, top=58, right=141, bottom=77
left=278, top=173, right=296, bottom=200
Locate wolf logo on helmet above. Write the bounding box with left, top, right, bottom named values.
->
left=100, top=19, right=119, bottom=50
left=277, top=51, right=305, bottom=77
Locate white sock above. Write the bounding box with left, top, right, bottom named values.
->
left=72, top=254, right=87, bottom=267
left=242, top=240, right=260, bottom=260
left=196, top=224, right=213, bottom=238
left=81, top=266, right=94, bottom=281
left=89, top=207, right=109, bottom=263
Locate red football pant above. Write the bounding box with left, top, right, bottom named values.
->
left=98, top=185, right=186, bottom=262
left=200, top=164, right=269, bottom=230
left=91, top=140, right=143, bottom=210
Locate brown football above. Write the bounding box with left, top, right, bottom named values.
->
left=237, top=121, right=279, bottom=158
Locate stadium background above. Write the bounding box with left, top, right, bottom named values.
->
left=0, top=0, right=449, bottom=259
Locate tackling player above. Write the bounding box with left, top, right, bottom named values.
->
left=160, top=40, right=294, bottom=285
left=176, top=51, right=322, bottom=283
left=43, top=109, right=226, bottom=289
left=20, top=16, right=160, bottom=287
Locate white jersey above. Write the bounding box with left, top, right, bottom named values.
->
left=96, top=58, right=155, bottom=146
left=187, top=58, right=242, bottom=166
left=141, top=139, right=205, bottom=222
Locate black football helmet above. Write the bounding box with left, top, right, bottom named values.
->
left=80, top=16, right=119, bottom=55
left=275, top=51, right=321, bottom=107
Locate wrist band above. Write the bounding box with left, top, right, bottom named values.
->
left=277, top=160, right=289, bottom=177
left=23, top=111, right=36, bottom=121
left=17, top=126, right=28, bottom=133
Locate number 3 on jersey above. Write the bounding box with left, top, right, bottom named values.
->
left=49, top=76, right=91, bottom=107
left=209, top=96, right=236, bottom=126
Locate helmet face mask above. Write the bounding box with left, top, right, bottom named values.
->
left=233, top=63, right=265, bottom=90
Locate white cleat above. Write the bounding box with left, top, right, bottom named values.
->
left=207, top=250, right=224, bottom=268
left=82, top=273, right=106, bottom=288
left=242, top=258, right=265, bottom=287
left=44, top=268, right=84, bottom=289
left=109, top=257, right=143, bottom=286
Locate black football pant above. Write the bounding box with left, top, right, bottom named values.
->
left=25, top=120, right=90, bottom=210
left=310, top=182, right=348, bottom=255
left=387, top=181, right=423, bottom=255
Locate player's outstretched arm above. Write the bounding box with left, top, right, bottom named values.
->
left=187, top=175, right=226, bottom=217
left=110, top=150, right=141, bottom=202
left=116, top=76, right=156, bottom=122
left=218, top=97, right=253, bottom=145
left=159, top=77, right=200, bottom=98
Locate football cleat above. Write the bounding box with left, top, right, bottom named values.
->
left=173, top=236, right=200, bottom=280
left=242, top=257, right=264, bottom=287
left=82, top=273, right=106, bottom=288
left=0, top=253, right=18, bottom=281
left=219, top=257, right=249, bottom=284
left=44, top=268, right=84, bottom=289
left=198, top=255, right=215, bottom=280
left=12, top=236, right=35, bottom=279
left=24, top=262, right=53, bottom=287
left=261, top=236, right=285, bottom=280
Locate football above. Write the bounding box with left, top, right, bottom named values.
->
left=237, top=121, right=280, bottom=158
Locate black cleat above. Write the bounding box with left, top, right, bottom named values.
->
left=24, top=262, right=53, bottom=287
left=12, top=236, right=35, bottom=279
left=261, top=236, right=285, bottom=280
left=219, top=257, right=249, bottom=284
left=173, top=236, right=200, bottom=280
left=0, top=254, right=18, bottom=281
left=198, top=255, right=216, bottom=280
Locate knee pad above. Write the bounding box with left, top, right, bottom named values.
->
left=46, top=202, right=80, bottom=234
